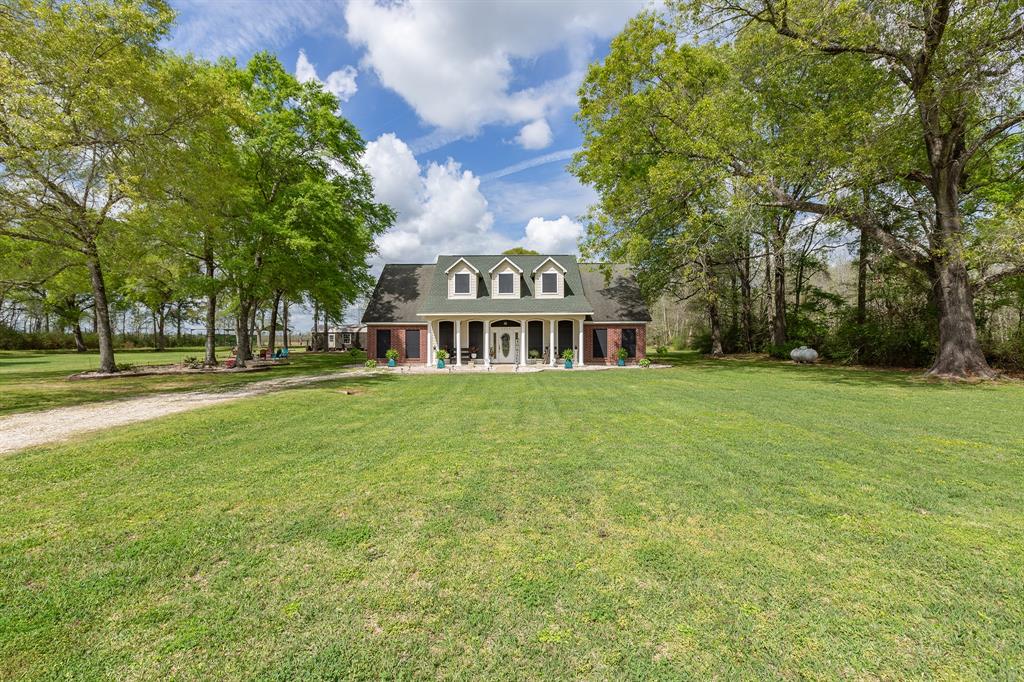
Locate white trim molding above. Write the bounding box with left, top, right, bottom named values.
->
left=531, top=256, right=567, bottom=274
left=487, top=256, right=524, bottom=274
left=444, top=257, right=480, bottom=274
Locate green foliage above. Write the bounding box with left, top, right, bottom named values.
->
left=364, top=359, right=377, bottom=369
left=114, top=362, right=137, bottom=373
left=616, top=347, right=629, bottom=361
left=654, top=344, right=668, bottom=354
left=561, top=348, right=575, bottom=361
left=638, top=358, right=652, bottom=367
left=529, top=349, right=541, bottom=359
left=436, top=348, right=449, bottom=361
left=501, top=247, right=539, bottom=255
left=384, top=349, right=399, bottom=361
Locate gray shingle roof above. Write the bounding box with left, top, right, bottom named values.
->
left=417, top=255, right=592, bottom=315
left=360, top=256, right=651, bottom=323
left=579, top=264, right=653, bottom=322
left=360, top=264, right=435, bottom=323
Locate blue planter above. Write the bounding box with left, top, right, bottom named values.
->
left=387, top=358, right=396, bottom=367
left=437, top=359, right=445, bottom=369
left=617, top=358, right=626, bottom=366
left=564, top=359, right=573, bottom=369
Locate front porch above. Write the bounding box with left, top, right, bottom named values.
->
left=422, top=316, right=586, bottom=368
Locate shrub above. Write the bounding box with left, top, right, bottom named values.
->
left=670, top=335, right=687, bottom=351
left=384, top=348, right=399, bottom=361
left=364, top=359, right=377, bottom=368
left=115, top=362, right=136, bottom=372
left=436, top=348, right=449, bottom=360
left=181, top=356, right=202, bottom=369
left=655, top=344, right=668, bottom=354
left=638, top=358, right=651, bottom=367
left=529, top=349, right=541, bottom=359
left=561, top=348, right=575, bottom=361
left=766, top=340, right=806, bottom=360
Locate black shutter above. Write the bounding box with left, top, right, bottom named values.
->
left=375, top=329, right=391, bottom=359
left=406, top=329, right=420, bottom=358
left=592, top=328, right=607, bottom=358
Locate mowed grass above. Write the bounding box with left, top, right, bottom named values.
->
left=0, top=348, right=365, bottom=416
left=2, top=355, right=1023, bottom=679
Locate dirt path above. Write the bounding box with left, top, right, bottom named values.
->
left=0, top=370, right=374, bottom=455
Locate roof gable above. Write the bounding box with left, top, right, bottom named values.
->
left=487, top=256, right=524, bottom=274
left=531, top=256, right=567, bottom=274
left=443, top=257, right=480, bottom=274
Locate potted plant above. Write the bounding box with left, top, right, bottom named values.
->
left=469, top=345, right=478, bottom=360
left=436, top=348, right=449, bottom=369
left=385, top=348, right=399, bottom=367
left=528, top=348, right=541, bottom=364
left=562, top=348, right=574, bottom=369
left=616, top=347, right=629, bottom=366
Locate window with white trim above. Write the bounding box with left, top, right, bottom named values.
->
left=454, top=273, right=471, bottom=294
left=541, top=272, right=557, bottom=294
left=498, top=272, right=514, bottom=294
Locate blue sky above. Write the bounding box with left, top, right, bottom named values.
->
left=166, top=0, right=647, bottom=324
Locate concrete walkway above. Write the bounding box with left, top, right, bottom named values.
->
left=0, top=370, right=376, bottom=456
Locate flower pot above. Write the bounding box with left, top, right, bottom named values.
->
left=617, top=358, right=625, bottom=366
left=437, top=359, right=445, bottom=369
left=387, top=358, right=396, bottom=367
left=564, top=359, right=573, bottom=369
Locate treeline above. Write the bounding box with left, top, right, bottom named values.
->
left=0, top=0, right=393, bottom=370
left=573, top=1, right=1024, bottom=379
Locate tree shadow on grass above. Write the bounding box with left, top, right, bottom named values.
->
left=648, top=351, right=1013, bottom=391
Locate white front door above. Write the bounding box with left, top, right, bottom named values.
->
left=493, top=328, right=520, bottom=363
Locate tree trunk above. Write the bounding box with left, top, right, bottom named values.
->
left=235, top=298, right=252, bottom=368
left=739, top=246, right=753, bottom=352
left=708, top=297, right=724, bottom=357
left=321, top=308, right=328, bottom=351
left=283, top=299, right=289, bottom=350
left=204, top=251, right=217, bottom=366
left=268, top=290, right=282, bottom=357
left=856, top=227, right=869, bottom=326
left=156, top=308, right=166, bottom=351
left=927, top=258, right=993, bottom=378
left=72, top=323, right=87, bottom=352
left=925, top=174, right=995, bottom=379
left=175, top=303, right=182, bottom=343
left=772, top=240, right=786, bottom=346
left=85, top=247, right=117, bottom=373
left=312, top=300, right=320, bottom=351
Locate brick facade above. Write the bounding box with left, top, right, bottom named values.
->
left=583, top=323, right=647, bottom=365
left=367, top=325, right=429, bottom=363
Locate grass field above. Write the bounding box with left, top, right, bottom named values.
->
left=0, top=348, right=365, bottom=416
left=1, top=354, right=1023, bottom=678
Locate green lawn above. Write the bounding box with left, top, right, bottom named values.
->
left=2, top=354, right=1022, bottom=678
left=0, top=347, right=366, bottom=416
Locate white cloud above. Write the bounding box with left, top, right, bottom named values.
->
left=515, top=119, right=553, bottom=150
left=362, top=134, right=586, bottom=263
left=295, top=49, right=358, bottom=103
left=362, top=134, right=512, bottom=262
left=481, top=147, right=580, bottom=181
left=345, top=0, right=643, bottom=140
left=168, top=1, right=344, bottom=58
left=522, top=216, right=584, bottom=254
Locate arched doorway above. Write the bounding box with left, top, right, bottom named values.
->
left=490, top=319, right=521, bottom=363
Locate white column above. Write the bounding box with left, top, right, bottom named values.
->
left=428, top=320, right=436, bottom=365
left=578, top=319, right=584, bottom=367
left=520, top=319, right=527, bottom=365
left=484, top=320, right=491, bottom=367
left=455, top=320, right=462, bottom=366
left=549, top=320, right=556, bottom=365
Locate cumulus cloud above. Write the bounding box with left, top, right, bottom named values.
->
left=363, top=134, right=509, bottom=262
left=522, top=216, right=584, bottom=254
left=295, top=49, right=358, bottom=103
left=345, top=0, right=643, bottom=140
left=515, top=119, right=553, bottom=150
left=362, top=134, right=586, bottom=262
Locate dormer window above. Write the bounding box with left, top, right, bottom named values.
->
left=532, top=257, right=567, bottom=298
left=541, top=272, right=557, bottom=294
left=498, top=273, right=514, bottom=294
left=446, top=257, right=480, bottom=298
